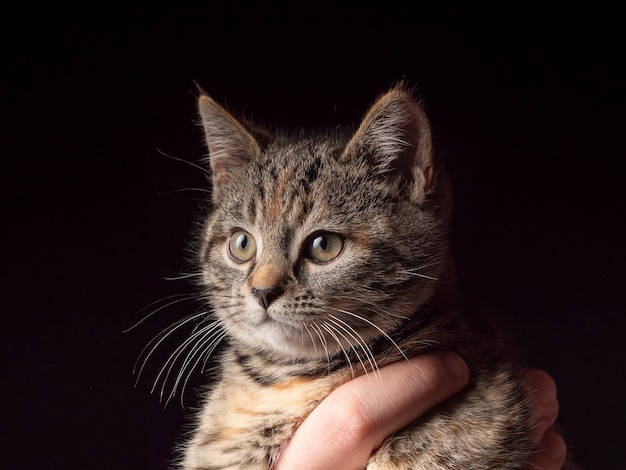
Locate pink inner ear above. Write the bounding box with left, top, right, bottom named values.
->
left=210, top=155, right=248, bottom=188
left=388, top=112, right=424, bottom=184
left=212, top=166, right=231, bottom=187
left=423, top=165, right=433, bottom=193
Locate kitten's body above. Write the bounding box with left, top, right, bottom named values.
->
left=174, top=85, right=567, bottom=469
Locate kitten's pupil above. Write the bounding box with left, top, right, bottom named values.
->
left=312, top=235, right=328, bottom=251
left=237, top=234, right=248, bottom=250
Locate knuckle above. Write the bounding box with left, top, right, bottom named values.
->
left=325, top=390, right=377, bottom=451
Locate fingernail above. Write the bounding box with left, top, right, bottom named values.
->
left=443, top=352, right=469, bottom=380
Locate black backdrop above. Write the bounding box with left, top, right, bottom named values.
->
left=3, top=7, right=625, bottom=469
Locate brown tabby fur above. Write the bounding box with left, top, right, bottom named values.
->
left=173, top=84, right=573, bottom=469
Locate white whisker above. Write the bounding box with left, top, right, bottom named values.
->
left=330, top=295, right=411, bottom=321
left=166, top=325, right=227, bottom=409
left=133, top=311, right=207, bottom=383
left=123, top=294, right=195, bottom=333
left=309, top=323, right=331, bottom=370
left=302, top=323, right=318, bottom=354
left=321, top=322, right=355, bottom=378
left=155, top=320, right=221, bottom=400
left=328, top=314, right=380, bottom=378
left=325, top=318, right=368, bottom=376
left=158, top=188, right=212, bottom=196
left=156, top=148, right=211, bottom=176
left=162, top=272, right=203, bottom=281
left=178, top=331, right=227, bottom=408
left=398, top=269, right=438, bottom=281
left=328, top=306, right=409, bottom=362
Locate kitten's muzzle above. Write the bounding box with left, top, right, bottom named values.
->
left=252, top=286, right=284, bottom=309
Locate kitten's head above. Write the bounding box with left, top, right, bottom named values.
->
left=197, top=85, right=451, bottom=360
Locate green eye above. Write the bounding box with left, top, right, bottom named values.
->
left=306, top=233, right=344, bottom=263
left=228, top=230, right=257, bottom=263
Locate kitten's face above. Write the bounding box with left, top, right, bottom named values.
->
left=198, top=87, right=448, bottom=359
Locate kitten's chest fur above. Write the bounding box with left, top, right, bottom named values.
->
left=184, top=349, right=349, bottom=469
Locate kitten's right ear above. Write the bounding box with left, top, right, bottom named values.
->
left=196, top=88, right=261, bottom=200
left=341, top=85, right=435, bottom=204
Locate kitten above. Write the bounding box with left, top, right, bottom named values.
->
left=172, top=84, right=570, bottom=469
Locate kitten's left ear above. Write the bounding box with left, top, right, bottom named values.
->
left=196, top=87, right=262, bottom=202
left=342, top=86, right=434, bottom=203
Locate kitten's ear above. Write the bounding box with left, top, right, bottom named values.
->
left=342, top=86, right=434, bottom=203
left=197, top=89, right=261, bottom=200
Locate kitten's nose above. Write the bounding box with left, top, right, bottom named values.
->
left=252, top=286, right=283, bottom=309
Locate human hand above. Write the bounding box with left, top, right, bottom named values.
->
left=275, top=353, right=566, bottom=470
left=274, top=351, right=469, bottom=469
left=525, top=368, right=568, bottom=469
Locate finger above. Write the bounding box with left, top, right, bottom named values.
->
left=525, top=369, right=560, bottom=439
left=529, top=430, right=567, bottom=470
left=275, top=351, right=469, bottom=470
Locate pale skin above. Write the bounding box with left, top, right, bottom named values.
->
left=275, top=352, right=566, bottom=470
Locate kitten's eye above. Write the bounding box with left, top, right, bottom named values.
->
left=228, top=230, right=257, bottom=263
left=306, top=233, right=344, bottom=263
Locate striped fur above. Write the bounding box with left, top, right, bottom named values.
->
left=174, top=85, right=566, bottom=469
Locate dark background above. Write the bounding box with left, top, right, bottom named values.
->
left=3, top=7, right=624, bottom=469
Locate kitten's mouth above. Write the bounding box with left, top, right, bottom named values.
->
left=238, top=300, right=346, bottom=358
left=244, top=303, right=293, bottom=329
left=246, top=308, right=324, bottom=357
left=259, top=308, right=301, bottom=331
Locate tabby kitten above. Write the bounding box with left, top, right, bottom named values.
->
left=175, top=85, right=563, bottom=469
